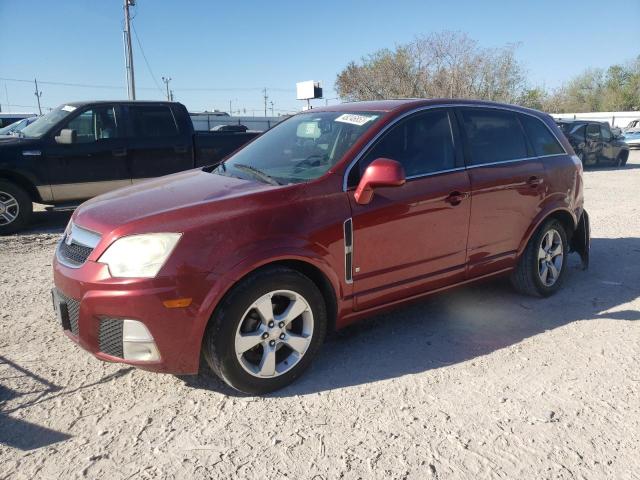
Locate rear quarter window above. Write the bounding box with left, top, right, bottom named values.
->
left=129, top=105, right=179, bottom=138
left=519, top=114, right=565, bottom=156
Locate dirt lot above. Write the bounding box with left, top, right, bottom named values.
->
left=1, top=153, right=639, bottom=480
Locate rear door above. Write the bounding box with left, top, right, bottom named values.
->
left=584, top=123, right=602, bottom=165
left=45, top=104, right=131, bottom=202
left=599, top=123, right=615, bottom=162
left=457, top=107, right=545, bottom=278
left=125, top=104, right=193, bottom=183
left=347, top=108, right=471, bottom=310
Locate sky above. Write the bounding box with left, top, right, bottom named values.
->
left=1, top=0, right=639, bottom=115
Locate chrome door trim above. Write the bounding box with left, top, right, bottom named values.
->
left=405, top=166, right=467, bottom=181
left=342, top=103, right=568, bottom=191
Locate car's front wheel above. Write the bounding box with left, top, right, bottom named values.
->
left=511, top=219, right=569, bottom=297
left=616, top=151, right=628, bottom=167
left=203, top=266, right=327, bottom=394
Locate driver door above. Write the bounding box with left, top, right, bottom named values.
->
left=599, top=123, right=615, bottom=162
left=45, top=105, right=131, bottom=202
left=346, top=108, right=471, bottom=310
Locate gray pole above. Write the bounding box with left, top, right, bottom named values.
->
left=34, top=79, right=42, bottom=115
left=162, top=77, right=172, bottom=101
left=123, top=0, right=136, bottom=100
left=263, top=88, right=268, bottom=117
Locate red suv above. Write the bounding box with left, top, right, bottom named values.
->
left=52, top=99, right=590, bottom=393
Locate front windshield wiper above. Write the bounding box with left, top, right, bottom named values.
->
left=232, top=163, right=281, bottom=186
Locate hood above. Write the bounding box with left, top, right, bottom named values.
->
left=74, top=168, right=277, bottom=234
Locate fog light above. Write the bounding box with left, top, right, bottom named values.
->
left=123, top=319, right=160, bottom=362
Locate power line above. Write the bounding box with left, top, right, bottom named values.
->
left=132, top=23, right=164, bottom=96
left=0, top=77, right=296, bottom=93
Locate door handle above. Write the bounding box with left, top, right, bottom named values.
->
left=527, top=176, right=543, bottom=187
left=445, top=191, right=467, bottom=206
left=174, top=145, right=189, bottom=153
left=112, top=148, right=127, bottom=157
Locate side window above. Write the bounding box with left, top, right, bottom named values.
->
left=357, top=109, right=456, bottom=180
left=519, top=114, right=565, bottom=156
left=571, top=124, right=586, bottom=139
left=460, top=108, right=528, bottom=165
left=129, top=105, right=179, bottom=138
left=600, top=124, right=612, bottom=142
left=586, top=123, right=600, bottom=141
left=64, top=107, right=120, bottom=143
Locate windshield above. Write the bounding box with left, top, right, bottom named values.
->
left=21, top=105, right=77, bottom=138
left=214, top=111, right=382, bottom=184
left=0, top=119, right=27, bottom=135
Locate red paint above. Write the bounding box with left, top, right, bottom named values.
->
left=354, top=158, right=406, bottom=204
left=53, top=99, right=585, bottom=374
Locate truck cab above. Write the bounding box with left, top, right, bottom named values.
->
left=0, top=101, right=260, bottom=234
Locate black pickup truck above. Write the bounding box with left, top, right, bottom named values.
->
left=0, top=100, right=259, bottom=233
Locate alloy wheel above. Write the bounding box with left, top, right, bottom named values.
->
left=0, top=191, right=19, bottom=226
left=234, top=290, right=314, bottom=378
left=537, top=228, right=563, bottom=286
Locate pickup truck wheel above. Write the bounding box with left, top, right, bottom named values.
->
left=511, top=219, right=568, bottom=297
left=0, top=180, right=32, bottom=235
left=203, top=266, right=327, bottom=394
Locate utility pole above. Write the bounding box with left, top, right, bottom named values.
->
left=123, top=0, right=136, bottom=100
left=162, top=77, right=172, bottom=101
left=263, top=88, right=268, bottom=117
left=34, top=79, right=42, bottom=115
left=169, top=90, right=174, bottom=102
left=269, top=101, right=274, bottom=117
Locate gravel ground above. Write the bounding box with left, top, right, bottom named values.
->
left=1, top=153, right=639, bottom=480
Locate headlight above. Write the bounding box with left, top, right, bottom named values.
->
left=98, top=233, right=181, bottom=278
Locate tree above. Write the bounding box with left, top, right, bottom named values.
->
left=336, top=32, right=640, bottom=113
left=335, top=31, right=526, bottom=103
left=543, top=56, right=640, bottom=113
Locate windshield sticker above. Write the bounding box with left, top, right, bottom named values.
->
left=62, top=105, right=76, bottom=112
left=335, top=113, right=378, bottom=126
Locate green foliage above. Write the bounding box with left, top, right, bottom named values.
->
left=336, top=34, right=640, bottom=113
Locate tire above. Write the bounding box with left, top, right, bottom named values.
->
left=0, top=180, right=33, bottom=235
left=203, top=266, right=327, bottom=394
left=511, top=219, right=569, bottom=297
left=617, top=151, right=628, bottom=167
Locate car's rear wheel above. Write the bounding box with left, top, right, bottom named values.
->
left=203, top=266, right=327, bottom=394
left=0, top=180, right=32, bottom=235
left=511, top=219, right=569, bottom=297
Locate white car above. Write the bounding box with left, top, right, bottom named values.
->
left=624, top=119, right=640, bottom=134
left=622, top=131, right=640, bottom=149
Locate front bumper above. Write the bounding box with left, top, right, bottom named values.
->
left=52, top=257, right=217, bottom=374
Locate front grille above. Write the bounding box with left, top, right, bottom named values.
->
left=58, top=290, right=80, bottom=336
left=57, top=239, right=93, bottom=267
left=99, top=318, right=124, bottom=358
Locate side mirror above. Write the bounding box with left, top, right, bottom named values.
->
left=354, top=158, right=406, bottom=205
left=55, top=129, right=76, bottom=144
